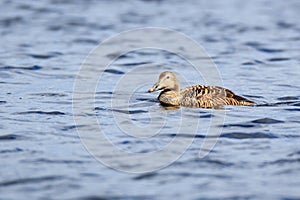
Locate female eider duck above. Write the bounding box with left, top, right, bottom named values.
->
left=148, top=71, right=254, bottom=108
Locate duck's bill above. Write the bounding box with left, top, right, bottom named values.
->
left=148, top=88, right=155, bottom=93
left=148, top=83, right=159, bottom=93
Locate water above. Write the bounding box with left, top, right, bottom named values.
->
left=1, top=0, right=300, bottom=199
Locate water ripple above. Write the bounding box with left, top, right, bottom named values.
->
left=250, top=118, right=284, bottom=124
left=29, top=93, right=68, bottom=97
left=221, top=132, right=278, bottom=139
left=0, top=176, right=65, bottom=187
left=277, top=96, right=299, bottom=101
left=27, top=52, right=62, bottom=59
left=133, top=172, right=157, bottom=180
left=0, top=16, right=23, bottom=27
left=15, top=111, right=66, bottom=115
left=0, top=134, right=25, bottom=141
left=95, top=107, right=148, bottom=114
left=77, top=195, right=154, bottom=200
left=22, top=158, right=88, bottom=164
left=243, top=42, right=284, bottom=53
left=262, top=158, right=300, bottom=167
left=221, top=123, right=257, bottom=128
left=267, top=57, right=290, bottom=62
left=104, top=69, right=125, bottom=75
left=0, top=65, right=42, bottom=71
left=73, top=38, right=99, bottom=44
left=0, top=148, right=23, bottom=154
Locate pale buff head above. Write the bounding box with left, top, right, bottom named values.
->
left=148, top=71, right=180, bottom=93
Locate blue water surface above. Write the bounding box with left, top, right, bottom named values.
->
left=1, top=0, right=300, bottom=199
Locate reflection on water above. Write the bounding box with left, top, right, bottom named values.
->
left=1, top=0, right=300, bottom=199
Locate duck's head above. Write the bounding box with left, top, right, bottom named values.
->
left=148, top=71, right=179, bottom=93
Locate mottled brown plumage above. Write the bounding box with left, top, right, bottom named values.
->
left=148, top=71, right=254, bottom=108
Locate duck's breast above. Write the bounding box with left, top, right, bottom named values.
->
left=158, top=90, right=180, bottom=106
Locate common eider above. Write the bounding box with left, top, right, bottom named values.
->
left=148, top=71, right=254, bottom=108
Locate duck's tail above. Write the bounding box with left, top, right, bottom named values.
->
left=227, top=94, right=255, bottom=106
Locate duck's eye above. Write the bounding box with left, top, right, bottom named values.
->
left=166, top=76, right=170, bottom=79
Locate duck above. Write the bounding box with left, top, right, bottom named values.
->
left=148, top=71, right=254, bottom=108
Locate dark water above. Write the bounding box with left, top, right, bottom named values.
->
left=1, top=0, right=300, bottom=199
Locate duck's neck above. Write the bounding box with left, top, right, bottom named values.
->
left=172, top=82, right=180, bottom=93
left=158, top=89, right=180, bottom=106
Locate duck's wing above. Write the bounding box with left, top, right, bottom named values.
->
left=180, top=85, right=254, bottom=108
left=223, top=87, right=254, bottom=106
